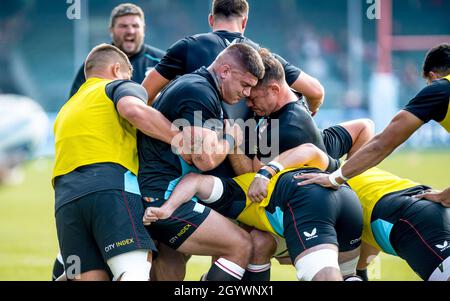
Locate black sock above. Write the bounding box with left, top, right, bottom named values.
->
left=52, top=256, right=65, bottom=281
left=356, top=269, right=368, bottom=281
left=242, top=263, right=271, bottom=281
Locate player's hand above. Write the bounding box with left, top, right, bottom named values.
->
left=224, top=120, right=243, bottom=149
left=294, top=172, right=340, bottom=189
left=414, top=188, right=450, bottom=208
left=248, top=176, right=269, bottom=203
left=143, top=206, right=174, bottom=225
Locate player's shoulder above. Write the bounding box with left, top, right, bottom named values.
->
left=105, top=79, right=147, bottom=100
left=416, top=77, right=450, bottom=98
left=106, top=79, right=140, bottom=89
left=281, top=101, right=312, bottom=120
left=170, top=71, right=217, bottom=98
left=142, top=44, right=165, bottom=59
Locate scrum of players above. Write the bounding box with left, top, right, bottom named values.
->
left=51, top=1, right=450, bottom=281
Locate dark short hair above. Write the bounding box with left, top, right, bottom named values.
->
left=212, top=0, right=249, bottom=19
left=84, top=44, right=132, bottom=76
left=223, top=43, right=265, bottom=80
left=256, top=48, right=285, bottom=87
left=422, top=43, right=450, bottom=78
left=109, top=3, right=145, bottom=28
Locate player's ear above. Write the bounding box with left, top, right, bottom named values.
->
left=208, top=14, right=214, bottom=28
left=241, top=16, right=248, bottom=32
left=425, top=71, right=436, bottom=84
left=112, top=62, right=121, bottom=78
left=219, top=64, right=231, bottom=79
left=109, top=26, right=114, bottom=39
left=269, top=82, right=281, bottom=95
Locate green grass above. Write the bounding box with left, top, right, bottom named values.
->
left=0, top=150, right=448, bottom=281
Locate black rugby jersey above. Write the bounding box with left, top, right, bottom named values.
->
left=154, top=30, right=303, bottom=177
left=255, top=100, right=327, bottom=163
left=156, top=31, right=301, bottom=120
left=69, top=44, right=164, bottom=98
left=137, top=67, right=225, bottom=199
left=404, top=76, right=450, bottom=132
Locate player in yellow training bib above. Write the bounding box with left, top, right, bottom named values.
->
left=143, top=143, right=363, bottom=281
left=290, top=147, right=450, bottom=281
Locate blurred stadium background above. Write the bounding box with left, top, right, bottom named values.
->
left=0, top=0, right=449, bottom=281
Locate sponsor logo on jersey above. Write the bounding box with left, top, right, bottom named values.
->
left=436, top=241, right=449, bottom=252
left=303, top=228, right=318, bottom=240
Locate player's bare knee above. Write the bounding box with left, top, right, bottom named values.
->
left=360, top=118, right=375, bottom=136
left=232, top=229, right=253, bottom=263
left=183, top=172, right=203, bottom=188
left=250, top=230, right=276, bottom=262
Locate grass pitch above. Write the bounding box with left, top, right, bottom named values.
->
left=0, top=149, right=448, bottom=281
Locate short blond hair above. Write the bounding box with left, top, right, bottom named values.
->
left=109, top=3, right=145, bottom=28
left=84, top=43, right=133, bottom=77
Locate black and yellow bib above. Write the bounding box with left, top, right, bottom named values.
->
left=347, top=167, right=421, bottom=250
left=233, top=168, right=299, bottom=237
left=53, top=78, right=138, bottom=181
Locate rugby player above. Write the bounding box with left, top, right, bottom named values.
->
left=54, top=4, right=166, bottom=280
left=296, top=43, right=450, bottom=205
left=53, top=44, right=179, bottom=281
left=69, top=3, right=164, bottom=98
left=141, top=0, right=325, bottom=281
left=143, top=143, right=363, bottom=281
left=142, top=0, right=324, bottom=116
left=343, top=167, right=450, bottom=281
left=137, top=43, right=266, bottom=281
left=245, top=143, right=450, bottom=281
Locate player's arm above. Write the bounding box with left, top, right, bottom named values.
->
left=108, top=80, right=179, bottom=146
left=143, top=173, right=216, bottom=225
left=273, top=143, right=329, bottom=170
left=290, top=71, right=325, bottom=115
left=117, top=96, right=179, bottom=145
left=141, top=69, right=170, bottom=105
left=229, top=153, right=253, bottom=175
left=185, top=123, right=242, bottom=172
left=297, top=110, right=424, bottom=188
left=248, top=143, right=330, bottom=203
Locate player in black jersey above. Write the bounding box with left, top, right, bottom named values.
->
left=140, top=0, right=322, bottom=281
left=214, top=49, right=372, bottom=280
left=142, top=0, right=324, bottom=116
left=233, top=49, right=373, bottom=179
left=138, top=43, right=266, bottom=281
left=69, top=3, right=164, bottom=98
left=140, top=1, right=321, bottom=280
left=298, top=43, right=450, bottom=205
